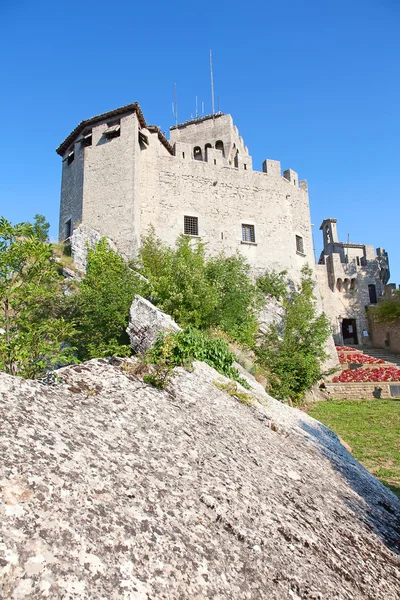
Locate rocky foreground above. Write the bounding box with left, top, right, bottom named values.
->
left=0, top=359, right=399, bottom=599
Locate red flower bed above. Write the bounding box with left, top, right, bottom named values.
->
left=335, top=345, right=355, bottom=352
left=338, top=353, right=384, bottom=365
left=332, top=366, right=400, bottom=383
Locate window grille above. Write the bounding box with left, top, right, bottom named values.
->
left=184, top=216, right=198, bottom=236
left=242, top=224, right=255, bottom=243
left=296, top=235, right=304, bottom=254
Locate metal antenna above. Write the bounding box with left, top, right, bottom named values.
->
left=172, top=83, right=178, bottom=127
left=210, top=49, right=215, bottom=117
left=195, top=96, right=198, bottom=118
left=201, top=101, right=204, bottom=116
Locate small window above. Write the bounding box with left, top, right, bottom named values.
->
left=184, top=215, right=199, bottom=236
left=242, top=224, right=255, bottom=243
left=244, top=164, right=247, bottom=170
left=234, top=151, right=239, bottom=168
left=104, top=121, right=121, bottom=138
left=65, top=219, right=72, bottom=240
left=82, top=130, right=92, bottom=147
left=67, top=150, right=74, bottom=165
left=296, top=235, right=304, bottom=254
left=215, top=140, right=225, bottom=157
left=214, top=159, right=216, bottom=165
left=368, top=284, right=377, bottom=304
left=350, top=278, right=357, bottom=291
left=138, top=131, right=148, bottom=146
left=356, top=256, right=360, bottom=266
left=182, top=152, right=185, bottom=159
left=193, top=146, right=202, bottom=161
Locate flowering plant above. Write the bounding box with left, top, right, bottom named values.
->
left=336, top=345, right=356, bottom=352
left=338, top=353, right=384, bottom=365
left=332, top=366, right=400, bottom=383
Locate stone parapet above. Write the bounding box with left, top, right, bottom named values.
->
left=324, top=381, right=400, bottom=400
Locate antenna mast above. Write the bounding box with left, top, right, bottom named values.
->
left=210, top=49, right=215, bottom=117
left=172, top=83, right=178, bottom=127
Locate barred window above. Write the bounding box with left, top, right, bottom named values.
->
left=296, top=235, right=304, bottom=254
left=242, top=224, right=255, bottom=243
left=184, top=216, right=199, bottom=236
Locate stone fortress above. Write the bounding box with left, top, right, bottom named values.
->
left=56, top=102, right=390, bottom=348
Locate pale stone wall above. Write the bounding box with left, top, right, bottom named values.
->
left=369, top=315, right=400, bottom=353
left=82, top=112, right=141, bottom=259
left=324, top=381, right=400, bottom=399
left=139, top=137, right=313, bottom=284
left=58, top=142, right=84, bottom=241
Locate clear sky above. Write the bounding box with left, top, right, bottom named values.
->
left=1, top=0, right=399, bottom=281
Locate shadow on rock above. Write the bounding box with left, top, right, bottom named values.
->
left=300, top=419, right=400, bottom=555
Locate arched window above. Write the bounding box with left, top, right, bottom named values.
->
left=205, top=143, right=212, bottom=161
left=215, top=140, right=225, bottom=157
left=343, top=278, right=350, bottom=292
left=193, top=146, right=202, bottom=161
left=234, top=150, right=239, bottom=168
left=336, top=278, right=342, bottom=292
left=350, top=278, right=357, bottom=291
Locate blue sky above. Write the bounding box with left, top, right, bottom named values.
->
left=1, top=0, right=399, bottom=281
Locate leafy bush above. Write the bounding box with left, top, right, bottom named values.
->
left=256, top=269, right=288, bottom=301
left=135, top=229, right=259, bottom=346
left=370, top=291, right=400, bottom=323
left=256, top=265, right=331, bottom=404
left=73, top=239, right=144, bottom=360
left=146, top=328, right=250, bottom=388
left=0, top=216, right=76, bottom=378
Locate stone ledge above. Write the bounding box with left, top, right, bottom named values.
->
left=324, top=381, right=400, bottom=400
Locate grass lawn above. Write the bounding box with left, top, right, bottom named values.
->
left=305, top=398, right=400, bottom=499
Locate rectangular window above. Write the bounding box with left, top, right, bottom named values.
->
left=82, top=130, right=92, bottom=147
left=356, top=256, right=360, bottom=266
left=242, top=224, right=255, bottom=243
left=184, top=215, right=199, bottom=236
left=67, top=150, right=74, bottom=165
left=104, top=120, right=121, bottom=138
left=65, top=219, right=72, bottom=239
left=296, top=235, right=304, bottom=254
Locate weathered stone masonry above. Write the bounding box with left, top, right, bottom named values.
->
left=56, top=102, right=390, bottom=348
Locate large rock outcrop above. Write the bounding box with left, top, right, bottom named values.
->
left=0, top=360, right=399, bottom=599
left=70, top=224, right=117, bottom=273
left=126, top=295, right=182, bottom=353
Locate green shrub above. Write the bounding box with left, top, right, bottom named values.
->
left=370, top=291, right=400, bottom=323
left=73, top=239, right=144, bottom=360
left=256, top=269, right=288, bottom=301
left=135, top=229, right=259, bottom=346
left=256, top=265, right=331, bottom=404
left=0, top=216, right=76, bottom=378
left=146, top=328, right=250, bottom=388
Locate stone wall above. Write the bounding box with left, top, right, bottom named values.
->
left=369, top=316, right=400, bottom=353
left=139, top=134, right=313, bottom=284
left=324, top=381, right=400, bottom=399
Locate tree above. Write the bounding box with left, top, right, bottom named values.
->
left=74, top=239, right=143, bottom=359
left=256, top=264, right=331, bottom=404
left=370, top=291, right=400, bottom=323
left=136, top=230, right=259, bottom=344
left=0, top=217, right=75, bottom=377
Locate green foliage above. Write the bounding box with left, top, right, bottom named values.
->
left=370, top=291, right=400, bottom=323
left=256, top=264, right=331, bottom=404
left=0, top=216, right=76, bottom=378
left=206, top=254, right=260, bottom=345
left=256, top=269, right=288, bottom=301
left=143, top=334, right=177, bottom=389
left=135, top=229, right=259, bottom=345
left=73, top=239, right=143, bottom=360
left=214, top=380, right=256, bottom=406
left=146, top=328, right=250, bottom=388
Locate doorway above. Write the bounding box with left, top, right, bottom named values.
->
left=342, top=318, right=358, bottom=345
